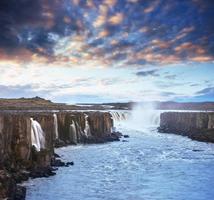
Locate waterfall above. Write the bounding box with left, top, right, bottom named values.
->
left=110, top=104, right=161, bottom=132
left=110, top=111, right=130, bottom=122
left=69, top=120, right=77, bottom=144
left=75, top=121, right=83, bottom=141
left=53, top=114, right=59, bottom=139
left=126, top=103, right=161, bottom=131
left=84, top=114, right=91, bottom=137
left=110, top=111, right=130, bottom=131
left=30, top=118, right=45, bottom=151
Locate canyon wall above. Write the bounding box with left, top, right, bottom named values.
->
left=158, top=112, right=214, bottom=143
left=0, top=112, right=55, bottom=199
left=57, top=111, right=116, bottom=145
left=0, top=111, right=116, bottom=199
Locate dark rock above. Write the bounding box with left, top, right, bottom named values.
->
left=123, top=135, right=130, bottom=138
left=13, top=170, right=29, bottom=183
left=55, top=138, right=66, bottom=148
left=54, top=153, right=60, bottom=158
left=15, top=185, right=26, bottom=200
left=192, top=149, right=203, bottom=152
left=51, top=159, right=65, bottom=167
left=0, top=169, right=16, bottom=199
left=122, top=140, right=128, bottom=142
left=158, top=112, right=214, bottom=143
left=65, top=162, right=74, bottom=167
left=112, top=131, right=123, bottom=138
left=30, top=167, right=56, bottom=179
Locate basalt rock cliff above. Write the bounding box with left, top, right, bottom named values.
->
left=56, top=111, right=117, bottom=145
left=158, top=112, right=214, bottom=143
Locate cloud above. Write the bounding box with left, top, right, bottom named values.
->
left=108, top=13, right=124, bottom=25
left=160, top=91, right=177, bottom=97
left=136, top=69, right=159, bottom=77
left=0, top=0, right=214, bottom=67
left=0, top=84, right=51, bottom=98
left=187, top=87, right=214, bottom=101
left=196, top=87, right=214, bottom=95
left=164, top=75, right=177, bottom=80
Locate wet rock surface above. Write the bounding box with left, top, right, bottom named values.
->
left=158, top=112, right=214, bottom=143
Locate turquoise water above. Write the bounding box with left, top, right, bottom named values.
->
left=25, top=125, right=214, bottom=200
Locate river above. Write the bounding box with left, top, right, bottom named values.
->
left=25, top=111, right=214, bottom=200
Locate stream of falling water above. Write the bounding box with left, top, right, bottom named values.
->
left=30, top=118, right=45, bottom=152
left=53, top=114, right=59, bottom=139
left=26, top=109, right=214, bottom=200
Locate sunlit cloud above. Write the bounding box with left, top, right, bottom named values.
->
left=108, top=13, right=124, bottom=25
left=0, top=0, right=214, bottom=102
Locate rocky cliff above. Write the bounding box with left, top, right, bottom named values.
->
left=158, top=112, right=214, bottom=142
left=56, top=111, right=118, bottom=145
left=0, top=112, right=56, bottom=199
left=0, top=111, right=117, bottom=199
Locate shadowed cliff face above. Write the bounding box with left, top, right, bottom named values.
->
left=0, top=114, right=31, bottom=168
left=0, top=114, right=32, bottom=199
left=159, top=112, right=214, bottom=143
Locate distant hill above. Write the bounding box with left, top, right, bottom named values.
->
left=0, top=97, right=213, bottom=111
left=101, top=101, right=214, bottom=111
left=0, top=97, right=71, bottom=110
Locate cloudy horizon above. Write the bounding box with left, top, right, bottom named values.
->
left=0, top=0, right=213, bottom=103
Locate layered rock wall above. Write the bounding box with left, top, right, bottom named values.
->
left=158, top=112, right=214, bottom=142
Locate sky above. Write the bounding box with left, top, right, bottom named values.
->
left=0, top=0, right=213, bottom=103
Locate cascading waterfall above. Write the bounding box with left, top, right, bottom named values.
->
left=110, top=111, right=130, bottom=122
left=84, top=114, right=91, bottom=137
left=30, top=118, right=45, bottom=151
left=110, top=104, right=161, bottom=132
left=53, top=113, right=59, bottom=139
left=110, top=111, right=130, bottom=132
left=69, top=120, right=77, bottom=144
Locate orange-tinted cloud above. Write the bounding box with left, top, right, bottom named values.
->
left=93, top=15, right=106, bottom=27
left=104, top=0, right=117, bottom=7
left=151, top=39, right=170, bottom=49
left=108, top=13, right=124, bottom=25
left=98, top=30, right=109, bottom=38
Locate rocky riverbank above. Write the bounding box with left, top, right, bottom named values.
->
left=158, top=112, right=214, bottom=143
left=0, top=111, right=120, bottom=199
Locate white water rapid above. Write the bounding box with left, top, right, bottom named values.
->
left=30, top=118, right=46, bottom=151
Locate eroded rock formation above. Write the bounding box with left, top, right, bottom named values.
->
left=158, top=112, right=214, bottom=143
